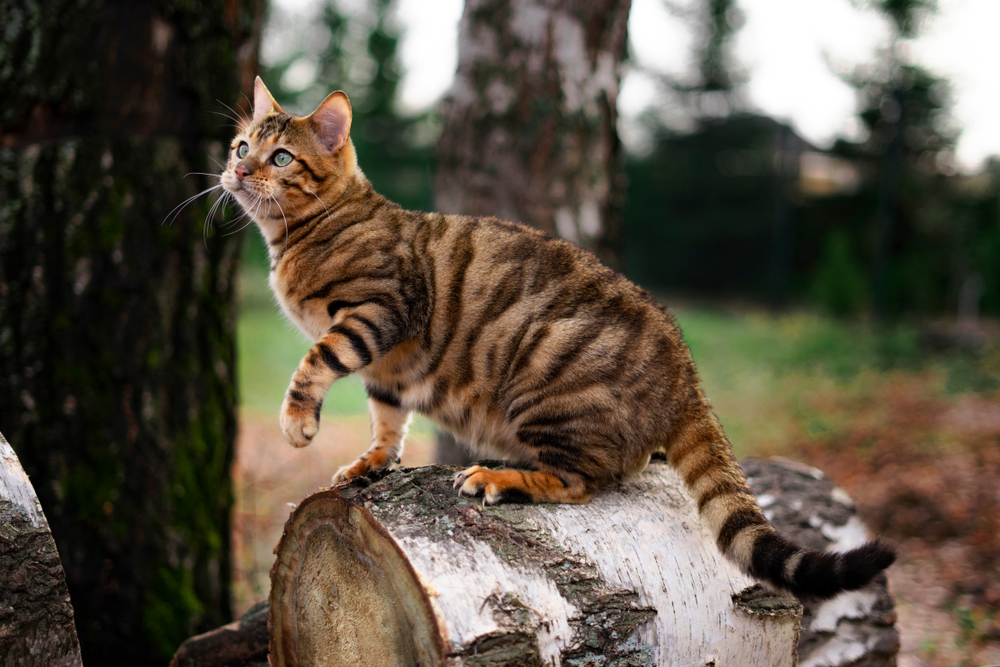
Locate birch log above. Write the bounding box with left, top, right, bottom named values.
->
left=0, top=431, right=83, bottom=667
left=742, top=459, right=899, bottom=667
left=268, top=460, right=802, bottom=667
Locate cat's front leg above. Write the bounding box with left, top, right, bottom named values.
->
left=280, top=329, right=370, bottom=447
left=332, top=390, right=411, bottom=483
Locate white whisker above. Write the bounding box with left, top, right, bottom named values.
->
left=270, top=196, right=290, bottom=246
left=162, top=184, right=222, bottom=227
left=218, top=100, right=251, bottom=128
left=309, top=191, right=335, bottom=226
left=209, top=110, right=242, bottom=125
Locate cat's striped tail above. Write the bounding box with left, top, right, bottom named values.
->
left=669, top=414, right=896, bottom=601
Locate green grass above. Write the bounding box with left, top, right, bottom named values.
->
left=237, top=259, right=370, bottom=419
left=669, top=304, right=998, bottom=455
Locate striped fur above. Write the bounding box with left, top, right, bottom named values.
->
left=220, top=78, right=895, bottom=600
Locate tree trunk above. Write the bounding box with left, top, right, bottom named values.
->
left=169, top=601, right=270, bottom=667
left=434, top=0, right=631, bottom=465
left=0, top=1, right=263, bottom=663
left=436, top=0, right=630, bottom=269
left=268, top=462, right=803, bottom=667
left=0, top=431, right=83, bottom=667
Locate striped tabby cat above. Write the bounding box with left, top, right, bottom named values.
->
left=220, top=77, right=894, bottom=600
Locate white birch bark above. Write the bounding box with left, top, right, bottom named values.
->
left=268, top=461, right=802, bottom=667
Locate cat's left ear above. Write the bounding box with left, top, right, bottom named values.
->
left=253, top=76, right=285, bottom=122
left=307, top=91, right=352, bottom=154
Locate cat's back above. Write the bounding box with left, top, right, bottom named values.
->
left=424, top=213, right=676, bottom=335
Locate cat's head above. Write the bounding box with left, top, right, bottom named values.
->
left=221, top=77, right=357, bottom=241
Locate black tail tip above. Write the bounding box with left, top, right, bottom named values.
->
left=840, top=537, right=897, bottom=590
left=789, top=537, right=897, bottom=601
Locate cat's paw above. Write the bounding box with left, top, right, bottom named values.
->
left=454, top=466, right=532, bottom=506
left=331, top=449, right=395, bottom=485
left=280, top=393, right=319, bottom=448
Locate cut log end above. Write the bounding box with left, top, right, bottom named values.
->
left=269, top=490, right=445, bottom=667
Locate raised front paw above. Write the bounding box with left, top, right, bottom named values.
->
left=454, top=465, right=533, bottom=506
left=280, top=392, right=319, bottom=448
left=331, top=449, right=396, bottom=485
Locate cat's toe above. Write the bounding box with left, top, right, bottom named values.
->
left=332, top=450, right=395, bottom=485
left=455, top=465, right=489, bottom=497
left=280, top=396, right=319, bottom=448
left=331, top=463, right=359, bottom=485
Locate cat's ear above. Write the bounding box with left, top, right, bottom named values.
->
left=307, top=91, right=352, bottom=154
left=253, top=76, right=285, bottom=122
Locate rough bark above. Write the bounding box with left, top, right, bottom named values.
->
left=0, top=1, right=263, bottom=663
left=0, top=431, right=83, bottom=667
left=268, top=461, right=802, bottom=667
left=434, top=0, right=631, bottom=465
left=436, top=0, right=630, bottom=269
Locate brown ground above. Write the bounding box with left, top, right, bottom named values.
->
left=781, top=373, right=1000, bottom=667
left=232, top=380, right=1000, bottom=666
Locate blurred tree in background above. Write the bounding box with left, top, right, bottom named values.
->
left=625, top=0, right=796, bottom=301
left=435, top=0, right=631, bottom=270
left=0, top=0, right=262, bottom=663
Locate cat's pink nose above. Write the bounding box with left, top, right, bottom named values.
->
left=235, top=163, right=253, bottom=180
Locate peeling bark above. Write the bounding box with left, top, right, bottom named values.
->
left=173, top=458, right=897, bottom=666
left=0, top=431, right=82, bottom=667
left=268, top=462, right=801, bottom=667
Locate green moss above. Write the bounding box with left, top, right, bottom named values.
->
left=143, top=566, right=206, bottom=658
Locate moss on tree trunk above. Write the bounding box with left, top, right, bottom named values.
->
left=0, top=0, right=263, bottom=662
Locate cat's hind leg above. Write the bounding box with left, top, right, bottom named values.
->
left=454, top=465, right=594, bottom=505
left=332, top=395, right=411, bottom=484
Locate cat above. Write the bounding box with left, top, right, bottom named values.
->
left=219, top=76, right=895, bottom=601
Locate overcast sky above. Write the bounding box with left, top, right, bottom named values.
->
left=272, top=0, right=1000, bottom=172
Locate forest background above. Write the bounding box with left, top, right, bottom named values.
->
left=1, top=0, right=999, bottom=665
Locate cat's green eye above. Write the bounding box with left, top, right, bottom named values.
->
left=273, top=151, right=292, bottom=167
left=237, top=143, right=249, bottom=159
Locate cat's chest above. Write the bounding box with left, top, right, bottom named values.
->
left=269, top=271, right=328, bottom=342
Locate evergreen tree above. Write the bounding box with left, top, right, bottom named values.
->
left=835, top=0, right=959, bottom=316
left=661, top=0, right=746, bottom=122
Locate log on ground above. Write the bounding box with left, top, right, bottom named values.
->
left=268, top=460, right=802, bottom=667
left=0, top=431, right=82, bottom=667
